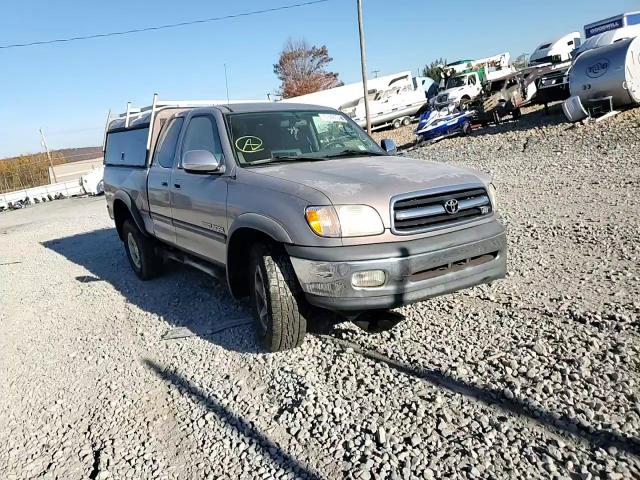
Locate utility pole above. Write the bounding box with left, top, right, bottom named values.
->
left=372, top=69, right=380, bottom=78
left=356, top=0, right=371, bottom=134
left=39, top=128, right=57, bottom=183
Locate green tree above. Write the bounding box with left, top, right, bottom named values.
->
left=421, top=57, right=447, bottom=84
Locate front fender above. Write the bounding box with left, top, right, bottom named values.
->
left=227, top=213, right=293, bottom=244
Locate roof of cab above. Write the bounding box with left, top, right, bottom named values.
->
left=219, top=102, right=337, bottom=113
left=107, top=101, right=338, bottom=132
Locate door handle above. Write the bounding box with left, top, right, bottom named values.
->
left=161, top=181, right=168, bottom=187
left=174, top=184, right=181, bottom=189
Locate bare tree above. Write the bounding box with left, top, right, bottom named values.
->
left=273, top=38, right=342, bottom=98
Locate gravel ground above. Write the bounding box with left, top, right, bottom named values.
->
left=1, top=107, right=639, bottom=479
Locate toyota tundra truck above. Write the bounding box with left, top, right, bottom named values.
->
left=103, top=97, right=506, bottom=352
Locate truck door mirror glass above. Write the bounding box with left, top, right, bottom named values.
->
left=380, top=139, right=397, bottom=154
left=182, top=150, right=221, bottom=173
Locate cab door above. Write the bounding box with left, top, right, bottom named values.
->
left=170, top=114, right=228, bottom=264
left=147, top=117, right=184, bottom=245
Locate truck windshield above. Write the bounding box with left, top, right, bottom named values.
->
left=446, top=76, right=467, bottom=89
left=227, top=110, right=385, bottom=166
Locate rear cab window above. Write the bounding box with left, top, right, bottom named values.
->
left=152, top=118, right=184, bottom=169
left=105, top=127, right=149, bottom=167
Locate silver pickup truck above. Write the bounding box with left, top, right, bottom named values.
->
left=103, top=99, right=506, bottom=351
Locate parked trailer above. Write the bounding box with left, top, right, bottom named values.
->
left=576, top=11, right=640, bottom=57
left=282, top=72, right=437, bottom=131
left=564, top=36, right=640, bottom=120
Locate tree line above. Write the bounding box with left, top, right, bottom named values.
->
left=0, top=152, right=65, bottom=194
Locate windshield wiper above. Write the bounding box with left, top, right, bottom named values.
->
left=324, top=149, right=387, bottom=158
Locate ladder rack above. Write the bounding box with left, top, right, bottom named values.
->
left=102, top=94, right=270, bottom=153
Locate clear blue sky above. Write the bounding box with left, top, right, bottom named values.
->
left=0, top=0, right=636, bottom=158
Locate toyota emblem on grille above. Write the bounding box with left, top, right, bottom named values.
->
left=444, top=199, right=459, bottom=214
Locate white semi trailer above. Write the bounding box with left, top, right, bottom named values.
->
left=282, top=71, right=437, bottom=130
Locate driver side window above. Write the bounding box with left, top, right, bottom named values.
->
left=182, top=116, right=224, bottom=165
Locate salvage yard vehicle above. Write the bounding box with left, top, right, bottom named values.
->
left=470, top=74, right=526, bottom=126
left=433, top=53, right=516, bottom=110
left=103, top=97, right=506, bottom=352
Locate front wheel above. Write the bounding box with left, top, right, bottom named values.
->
left=250, top=243, right=308, bottom=352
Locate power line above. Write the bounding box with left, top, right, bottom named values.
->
left=0, top=0, right=330, bottom=50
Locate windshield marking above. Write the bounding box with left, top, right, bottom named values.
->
left=235, top=136, right=264, bottom=153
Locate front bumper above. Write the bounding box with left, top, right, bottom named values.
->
left=286, top=220, right=506, bottom=312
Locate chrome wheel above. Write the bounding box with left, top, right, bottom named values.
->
left=127, top=232, right=141, bottom=270
left=254, top=265, right=269, bottom=334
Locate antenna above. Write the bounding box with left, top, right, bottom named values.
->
left=224, top=63, right=230, bottom=105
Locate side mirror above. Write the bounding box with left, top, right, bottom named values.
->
left=182, top=150, right=222, bottom=173
left=380, top=139, right=397, bottom=155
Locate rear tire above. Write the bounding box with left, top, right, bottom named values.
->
left=392, top=119, right=402, bottom=129
left=249, top=243, right=307, bottom=352
left=402, top=116, right=411, bottom=126
left=122, top=219, right=161, bottom=280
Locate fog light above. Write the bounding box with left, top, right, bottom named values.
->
left=351, top=270, right=386, bottom=288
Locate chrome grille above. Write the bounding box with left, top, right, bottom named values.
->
left=391, top=187, right=492, bottom=234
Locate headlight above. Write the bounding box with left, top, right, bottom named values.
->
left=488, top=183, right=497, bottom=211
left=305, top=205, right=384, bottom=238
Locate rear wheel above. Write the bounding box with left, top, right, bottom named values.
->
left=250, top=243, right=307, bottom=352
left=402, top=116, right=411, bottom=126
left=122, top=219, right=161, bottom=280
left=392, top=119, right=402, bottom=129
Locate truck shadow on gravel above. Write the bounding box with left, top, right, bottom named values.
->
left=320, top=336, right=640, bottom=459
left=42, top=228, right=259, bottom=354
left=143, top=358, right=324, bottom=480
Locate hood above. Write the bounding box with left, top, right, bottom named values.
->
left=255, top=156, right=490, bottom=228
left=441, top=86, right=466, bottom=98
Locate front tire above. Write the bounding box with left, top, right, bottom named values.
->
left=250, top=243, right=307, bottom=352
left=122, top=219, right=161, bottom=280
